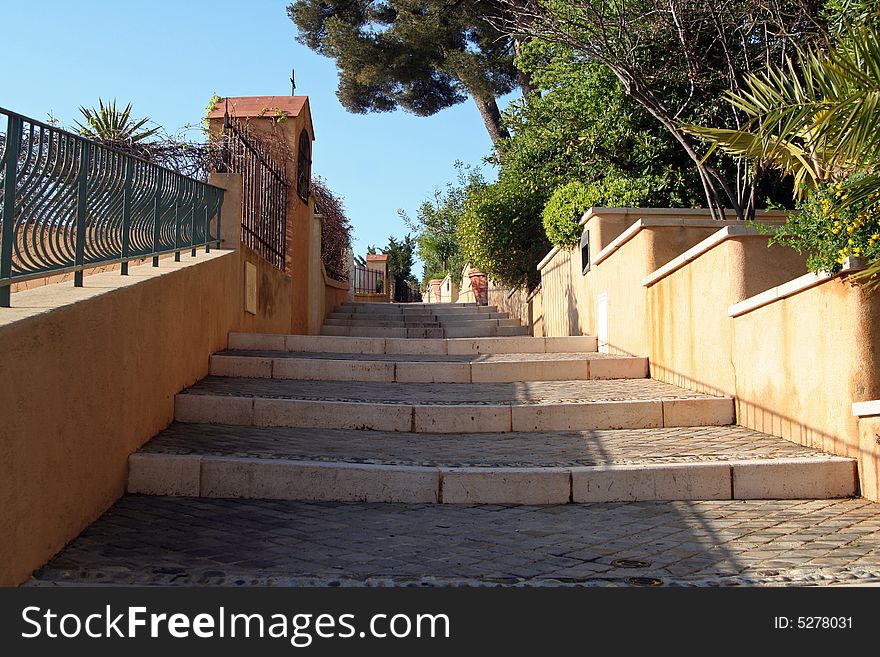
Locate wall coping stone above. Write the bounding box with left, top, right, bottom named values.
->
left=853, top=400, right=880, bottom=417
left=536, top=246, right=563, bottom=271
left=578, top=207, right=788, bottom=227
left=639, top=225, right=770, bottom=287
left=0, top=250, right=235, bottom=330
left=595, top=218, right=764, bottom=268
left=726, top=257, right=865, bottom=318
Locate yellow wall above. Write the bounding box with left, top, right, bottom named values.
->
left=0, top=245, right=295, bottom=586
left=534, top=207, right=879, bottom=493
left=538, top=211, right=789, bottom=343
left=731, top=277, right=880, bottom=461
left=647, top=235, right=808, bottom=396
left=641, top=230, right=875, bottom=478
left=324, top=271, right=350, bottom=316
left=540, top=223, right=731, bottom=345
left=439, top=275, right=459, bottom=303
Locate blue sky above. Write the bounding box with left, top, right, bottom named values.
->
left=2, top=0, right=508, bottom=273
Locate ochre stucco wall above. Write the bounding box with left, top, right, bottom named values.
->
left=538, top=209, right=790, bottom=341
left=732, top=277, right=880, bottom=461
left=486, top=284, right=544, bottom=335
left=539, top=221, right=735, bottom=346
left=647, top=236, right=807, bottom=396
left=0, top=247, right=294, bottom=586
left=324, top=277, right=350, bottom=316
left=541, top=249, right=592, bottom=337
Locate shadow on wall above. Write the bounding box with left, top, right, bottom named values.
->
left=649, top=361, right=851, bottom=464
left=564, top=280, right=579, bottom=336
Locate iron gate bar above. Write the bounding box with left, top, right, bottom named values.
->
left=219, top=113, right=288, bottom=271
left=0, top=106, right=224, bottom=307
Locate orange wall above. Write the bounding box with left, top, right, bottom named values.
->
left=0, top=246, right=295, bottom=585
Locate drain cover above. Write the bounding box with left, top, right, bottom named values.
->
left=627, top=576, right=664, bottom=587
left=611, top=558, right=652, bottom=569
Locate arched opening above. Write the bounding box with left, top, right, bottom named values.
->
left=296, top=129, right=311, bottom=202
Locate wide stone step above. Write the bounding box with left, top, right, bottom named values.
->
left=320, top=325, right=530, bottom=338
left=320, top=326, right=447, bottom=338
left=228, top=333, right=599, bottom=355
left=323, top=319, right=441, bottom=328
left=174, top=377, right=735, bottom=433
left=210, top=350, right=648, bottom=383
left=339, top=302, right=494, bottom=314
left=129, top=424, right=857, bottom=503
left=323, top=317, right=521, bottom=329
left=328, top=312, right=510, bottom=321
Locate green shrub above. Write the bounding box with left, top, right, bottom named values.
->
left=769, top=176, right=880, bottom=273
left=458, top=180, right=550, bottom=290
left=541, top=174, right=668, bottom=247
left=542, top=181, right=592, bottom=246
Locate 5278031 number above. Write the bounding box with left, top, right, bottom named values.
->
left=797, top=617, right=852, bottom=629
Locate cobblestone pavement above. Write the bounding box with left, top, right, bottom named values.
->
left=29, top=496, right=880, bottom=587
left=183, top=377, right=715, bottom=405
left=221, top=350, right=618, bottom=363
left=141, top=424, right=831, bottom=468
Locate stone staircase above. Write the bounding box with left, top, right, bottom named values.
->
left=128, top=303, right=857, bottom=505
left=320, top=301, right=530, bottom=338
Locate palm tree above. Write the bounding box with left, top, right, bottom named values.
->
left=75, top=99, right=159, bottom=156
left=683, top=18, right=880, bottom=283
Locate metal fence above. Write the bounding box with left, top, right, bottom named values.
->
left=394, top=279, right=422, bottom=303
left=353, top=264, right=384, bottom=295
left=0, top=107, right=224, bottom=307
left=218, top=113, right=288, bottom=271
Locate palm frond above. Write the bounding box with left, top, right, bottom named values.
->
left=683, top=23, right=880, bottom=183
left=74, top=98, right=159, bottom=145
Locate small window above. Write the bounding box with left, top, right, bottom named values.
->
left=581, top=229, right=590, bottom=274
left=296, top=129, right=311, bottom=202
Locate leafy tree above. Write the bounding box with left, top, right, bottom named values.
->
left=378, top=234, right=418, bottom=299
left=498, top=44, right=699, bottom=205
left=458, top=177, right=549, bottom=289
left=287, top=0, right=522, bottom=144
left=685, top=4, right=880, bottom=282
left=496, top=0, right=824, bottom=219
left=458, top=42, right=700, bottom=277
left=400, top=162, right=483, bottom=285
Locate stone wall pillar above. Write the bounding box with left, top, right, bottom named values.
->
left=468, top=269, right=488, bottom=305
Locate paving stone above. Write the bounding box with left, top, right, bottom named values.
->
left=141, top=424, right=832, bottom=468
left=180, top=376, right=715, bottom=405
left=29, top=497, right=880, bottom=587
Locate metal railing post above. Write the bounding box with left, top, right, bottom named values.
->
left=190, top=184, right=198, bottom=258
left=74, top=140, right=90, bottom=287
left=174, top=179, right=182, bottom=262
left=152, top=168, right=163, bottom=267
left=0, top=114, right=22, bottom=307
left=204, top=190, right=212, bottom=254
left=120, top=157, right=133, bottom=275
left=215, top=193, right=222, bottom=250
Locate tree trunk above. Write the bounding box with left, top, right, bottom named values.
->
left=513, top=38, right=538, bottom=100
left=472, top=93, right=509, bottom=146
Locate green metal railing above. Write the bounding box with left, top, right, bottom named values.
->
left=0, top=106, right=225, bottom=307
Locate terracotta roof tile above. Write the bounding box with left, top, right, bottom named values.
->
left=207, top=96, right=308, bottom=120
